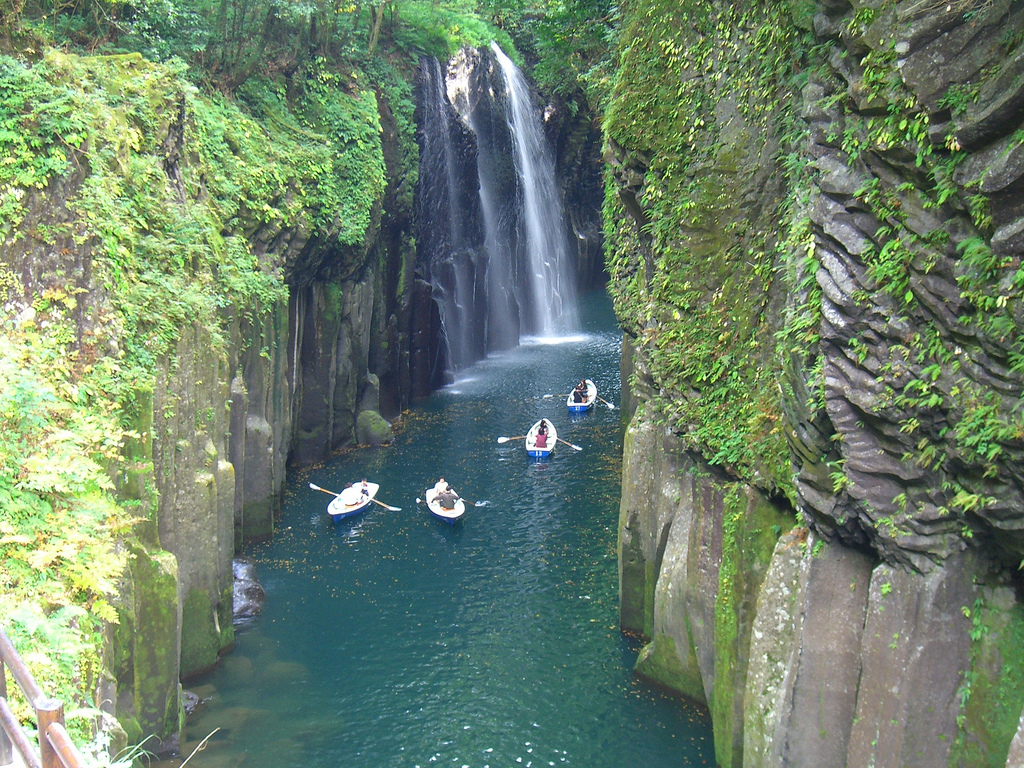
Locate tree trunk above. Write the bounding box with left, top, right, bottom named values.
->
left=366, top=0, right=387, bottom=55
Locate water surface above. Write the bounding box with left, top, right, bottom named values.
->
left=181, top=291, right=714, bottom=767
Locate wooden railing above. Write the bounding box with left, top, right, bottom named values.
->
left=0, top=628, right=87, bottom=768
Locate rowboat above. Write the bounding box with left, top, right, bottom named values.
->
left=567, top=379, right=597, bottom=412
left=327, top=482, right=379, bottom=522
left=425, top=487, right=466, bottom=524
left=525, top=419, right=557, bottom=458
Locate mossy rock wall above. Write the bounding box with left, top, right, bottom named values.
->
left=608, top=0, right=1024, bottom=764
left=0, top=48, right=417, bottom=751
left=619, top=390, right=795, bottom=767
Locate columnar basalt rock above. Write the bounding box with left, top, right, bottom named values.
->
left=609, top=0, right=1024, bottom=765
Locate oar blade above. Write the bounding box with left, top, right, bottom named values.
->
left=497, top=436, right=510, bottom=443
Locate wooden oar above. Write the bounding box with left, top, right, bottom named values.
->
left=309, top=482, right=401, bottom=511
left=542, top=394, right=569, bottom=399
left=596, top=395, right=617, bottom=410
left=310, top=482, right=341, bottom=496
left=497, top=435, right=527, bottom=443
left=556, top=437, right=583, bottom=452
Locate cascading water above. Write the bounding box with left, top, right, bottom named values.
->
left=489, top=42, right=579, bottom=336
left=416, top=46, right=579, bottom=377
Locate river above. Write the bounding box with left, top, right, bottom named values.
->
left=179, top=290, right=715, bottom=767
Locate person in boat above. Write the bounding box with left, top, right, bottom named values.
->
left=433, top=477, right=447, bottom=495
left=360, top=479, right=370, bottom=498
left=438, top=484, right=459, bottom=510
left=573, top=380, right=587, bottom=403
left=535, top=420, right=549, bottom=448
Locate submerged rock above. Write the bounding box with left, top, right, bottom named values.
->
left=232, top=558, right=266, bottom=624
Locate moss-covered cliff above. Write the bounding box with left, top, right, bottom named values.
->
left=606, top=0, right=1024, bottom=765
left=0, top=2, right=607, bottom=755
left=0, top=46, right=413, bottom=751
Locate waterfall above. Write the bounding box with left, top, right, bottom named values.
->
left=489, top=42, right=579, bottom=336
left=415, top=46, right=579, bottom=379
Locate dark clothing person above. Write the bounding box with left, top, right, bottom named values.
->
left=438, top=489, right=458, bottom=509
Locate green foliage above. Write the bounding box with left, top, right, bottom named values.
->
left=388, top=1, right=515, bottom=61
left=294, top=59, right=387, bottom=243
left=527, top=0, right=620, bottom=110
left=0, top=55, right=90, bottom=241
left=604, top=0, right=807, bottom=495
left=0, top=326, right=136, bottom=742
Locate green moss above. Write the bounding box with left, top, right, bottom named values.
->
left=128, top=545, right=180, bottom=741
left=712, top=486, right=795, bottom=768
left=617, top=508, right=650, bottom=637
left=180, top=587, right=221, bottom=678
left=604, top=0, right=806, bottom=496
left=951, top=591, right=1024, bottom=767
left=635, top=630, right=707, bottom=705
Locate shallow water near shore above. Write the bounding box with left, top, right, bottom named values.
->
left=176, top=290, right=714, bottom=767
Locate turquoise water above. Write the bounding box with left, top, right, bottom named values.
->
left=181, top=291, right=714, bottom=767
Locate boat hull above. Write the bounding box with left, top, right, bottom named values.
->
left=327, top=482, right=379, bottom=522
left=567, top=380, right=598, bottom=412
left=425, top=488, right=466, bottom=523
left=525, top=419, right=557, bottom=458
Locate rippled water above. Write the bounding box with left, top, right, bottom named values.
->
left=179, top=291, right=714, bottom=767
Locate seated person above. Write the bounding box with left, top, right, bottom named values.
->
left=433, top=477, right=447, bottom=494
left=438, top=486, right=458, bottom=509
left=573, top=380, right=588, bottom=402
left=535, top=425, right=548, bottom=448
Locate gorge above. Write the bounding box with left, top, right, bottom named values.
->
left=2, top=0, right=1024, bottom=767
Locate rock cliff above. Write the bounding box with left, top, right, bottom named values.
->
left=607, top=0, right=1024, bottom=766
left=0, top=51, right=414, bottom=753
left=0, top=40, right=604, bottom=755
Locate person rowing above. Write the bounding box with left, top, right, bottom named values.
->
left=437, top=483, right=459, bottom=510
left=535, top=419, right=549, bottom=448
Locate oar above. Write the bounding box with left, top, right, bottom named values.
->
left=309, top=482, right=401, bottom=511
left=310, top=482, right=341, bottom=496
left=556, top=437, right=583, bottom=451
left=417, top=494, right=488, bottom=507
left=497, top=435, right=527, bottom=443
left=596, top=395, right=617, bottom=410
left=542, top=394, right=569, bottom=399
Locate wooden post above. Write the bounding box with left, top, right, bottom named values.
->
left=43, top=722, right=81, bottom=768
left=0, top=660, right=10, bottom=767
left=34, top=699, right=62, bottom=768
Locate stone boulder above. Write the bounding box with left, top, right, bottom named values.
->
left=355, top=409, right=393, bottom=446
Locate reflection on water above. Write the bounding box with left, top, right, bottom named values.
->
left=172, top=291, right=714, bottom=768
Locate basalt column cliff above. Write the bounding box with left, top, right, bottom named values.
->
left=606, top=1, right=1024, bottom=766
